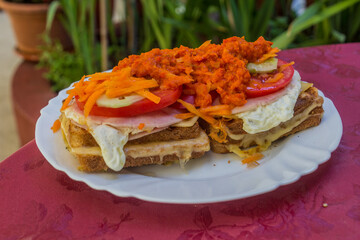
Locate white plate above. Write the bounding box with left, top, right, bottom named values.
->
left=35, top=88, right=342, bottom=204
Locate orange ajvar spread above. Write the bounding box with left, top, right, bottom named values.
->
left=113, top=36, right=273, bottom=108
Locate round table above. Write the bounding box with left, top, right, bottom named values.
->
left=1, top=43, right=360, bottom=239
left=11, top=61, right=56, bottom=145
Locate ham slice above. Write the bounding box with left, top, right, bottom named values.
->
left=231, top=88, right=288, bottom=114
left=98, top=107, right=183, bottom=128
left=66, top=102, right=184, bottom=129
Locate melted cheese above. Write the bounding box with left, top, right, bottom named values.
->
left=172, top=116, right=199, bottom=127
left=70, top=147, right=102, bottom=155
left=125, top=130, right=209, bottom=168
left=300, top=81, right=313, bottom=93
left=227, top=99, right=323, bottom=150
left=63, top=105, right=204, bottom=171
left=89, top=124, right=131, bottom=171
left=235, top=71, right=302, bottom=134
left=64, top=130, right=210, bottom=169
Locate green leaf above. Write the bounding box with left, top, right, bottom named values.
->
left=238, top=0, right=249, bottom=37
left=331, top=29, right=346, bottom=42
left=45, top=1, right=60, bottom=33
left=219, top=0, right=230, bottom=29
left=253, top=0, right=275, bottom=39
left=273, top=0, right=360, bottom=49
left=290, top=1, right=322, bottom=28
left=229, top=0, right=242, bottom=34
left=348, top=3, right=360, bottom=40
left=141, top=0, right=169, bottom=49
left=296, top=38, right=331, bottom=48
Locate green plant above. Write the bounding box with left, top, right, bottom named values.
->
left=139, top=0, right=360, bottom=50
left=139, top=0, right=277, bottom=51
left=218, top=0, right=276, bottom=42
left=40, top=0, right=360, bottom=92
left=272, top=0, right=360, bottom=49
left=46, top=0, right=98, bottom=74
left=5, top=0, right=53, bottom=3
left=38, top=39, right=84, bottom=91
left=39, top=0, right=123, bottom=92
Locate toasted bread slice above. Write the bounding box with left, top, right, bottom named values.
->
left=201, top=87, right=324, bottom=153
left=60, top=114, right=210, bottom=172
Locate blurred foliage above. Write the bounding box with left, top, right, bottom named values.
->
left=138, top=0, right=360, bottom=50
left=40, top=0, right=360, bottom=91
left=39, top=0, right=123, bottom=91
left=38, top=39, right=84, bottom=91
left=4, top=0, right=53, bottom=3
left=272, top=0, right=360, bottom=48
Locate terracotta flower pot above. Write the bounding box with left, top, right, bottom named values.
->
left=0, top=1, right=71, bottom=61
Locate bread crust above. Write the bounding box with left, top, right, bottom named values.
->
left=60, top=87, right=324, bottom=171
left=201, top=87, right=324, bottom=153
left=77, top=151, right=206, bottom=172
left=60, top=114, right=208, bottom=172
left=60, top=113, right=201, bottom=148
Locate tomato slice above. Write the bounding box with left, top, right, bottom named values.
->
left=76, top=87, right=182, bottom=117
left=246, top=59, right=294, bottom=98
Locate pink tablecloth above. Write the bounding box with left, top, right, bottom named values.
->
left=1, top=43, right=360, bottom=239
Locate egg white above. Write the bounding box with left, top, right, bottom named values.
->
left=235, top=70, right=302, bottom=134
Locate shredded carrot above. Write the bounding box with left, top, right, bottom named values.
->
left=263, top=61, right=294, bottom=84
left=105, top=79, right=158, bottom=98
left=51, top=119, right=61, bottom=133
left=208, top=121, right=228, bottom=143
left=279, top=61, right=295, bottom=72
left=177, top=99, right=228, bottom=143
left=83, top=88, right=106, bottom=117
left=87, top=67, right=132, bottom=81
left=138, top=123, right=145, bottom=130
left=175, top=104, right=232, bottom=120
left=61, top=92, right=75, bottom=111
left=265, top=72, right=284, bottom=83
left=241, top=153, right=264, bottom=164
left=175, top=112, right=195, bottom=119
left=199, top=105, right=232, bottom=116
left=247, top=161, right=260, bottom=168
left=60, top=36, right=279, bottom=118
left=256, top=47, right=280, bottom=63
left=199, top=40, right=211, bottom=48
left=135, top=89, right=161, bottom=104
left=177, top=99, right=217, bottom=125
left=60, top=67, right=162, bottom=116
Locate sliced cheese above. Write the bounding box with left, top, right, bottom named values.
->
left=64, top=130, right=210, bottom=169
left=125, top=130, right=210, bottom=168
left=172, top=116, right=199, bottom=127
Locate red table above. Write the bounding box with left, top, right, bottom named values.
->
left=1, top=43, right=360, bottom=239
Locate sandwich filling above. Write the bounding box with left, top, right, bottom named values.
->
left=62, top=105, right=206, bottom=171
left=51, top=36, right=324, bottom=171
left=235, top=70, right=301, bottom=134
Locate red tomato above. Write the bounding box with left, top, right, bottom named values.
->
left=246, top=59, right=294, bottom=98
left=76, top=87, right=182, bottom=117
